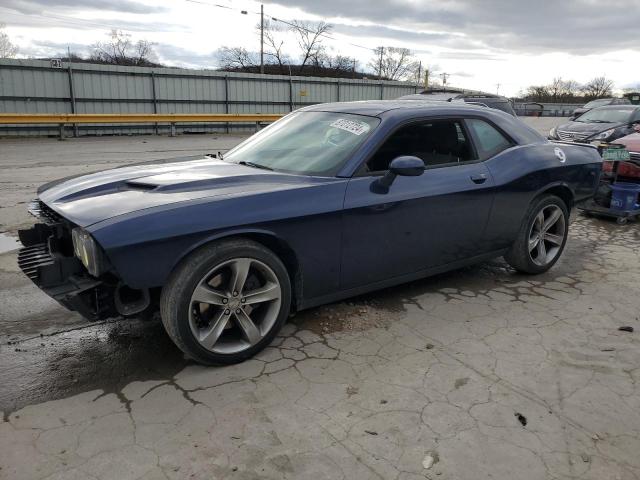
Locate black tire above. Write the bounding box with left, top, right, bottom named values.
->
left=505, top=194, right=569, bottom=274
left=160, top=239, right=291, bottom=365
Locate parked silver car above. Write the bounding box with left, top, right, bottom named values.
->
left=570, top=98, right=631, bottom=119
left=549, top=105, right=640, bottom=143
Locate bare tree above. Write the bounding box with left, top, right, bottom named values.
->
left=526, top=85, right=550, bottom=102
left=289, top=20, right=332, bottom=73
left=561, top=79, right=581, bottom=99
left=369, top=47, right=384, bottom=78
left=217, top=46, right=258, bottom=69
left=582, top=76, right=614, bottom=98
left=406, top=61, right=424, bottom=84
left=90, top=29, right=158, bottom=66
left=0, top=23, right=18, bottom=58
left=327, top=54, right=356, bottom=72
left=368, top=47, right=416, bottom=80
left=259, top=20, right=288, bottom=73
left=548, top=77, right=564, bottom=101
left=547, top=77, right=581, bottom=101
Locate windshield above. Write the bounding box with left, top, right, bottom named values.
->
left=575, top=108, right=633, bottom=124
left=224, top=111, right=380, bottom=176
left=583, top=99, right=611, bottom=109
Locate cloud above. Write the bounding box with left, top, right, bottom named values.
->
left=3, top=0, right=638, bottom=97
left=3, top=0, right=167, bottom=15
left=16, top=39, right=92, bottom=57
left=1, top=9, right=186, bottom=33
left=435, top=51, right=505, bottom=62
left=154, top=44, right=219, bottom=69
left=331, top=23, right=480, bottom=51
left=269, top=0, right=640, bottom=54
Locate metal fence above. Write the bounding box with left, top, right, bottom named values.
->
left=0, top=59, right=420, bottom=136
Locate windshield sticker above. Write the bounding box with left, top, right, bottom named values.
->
left=330, top=118, right=370, bottom=136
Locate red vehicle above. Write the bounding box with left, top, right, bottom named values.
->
left=608, top=132, right=640, bottom=179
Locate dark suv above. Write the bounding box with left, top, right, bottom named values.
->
left=399, top=92, right=516, bottom=116
left=571, top=98, right=631, bottom=119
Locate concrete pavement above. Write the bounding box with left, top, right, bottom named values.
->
left=3, top=118, right=640, bottom=480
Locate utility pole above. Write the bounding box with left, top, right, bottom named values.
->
left=496, top=83, right=501, bottom=95
left=440, top=72, right=449, bottom=90
left=260, top=4, right=264, bottom=74
left=378, top=47, right=384, bottom=79
left=424, top=68, right=430, bottom=89
left=417, top=61, right=422, bottom=88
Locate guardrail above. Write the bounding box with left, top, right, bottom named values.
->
left=0, top=113, right=284, bottom=137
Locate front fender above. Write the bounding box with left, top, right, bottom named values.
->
left=166, top=227, right=285, bottom=279
left=88, top=182, right=347, bottom=297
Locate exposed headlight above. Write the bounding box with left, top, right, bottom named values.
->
left=72, top=227, right=106, bottom=277
left=593, top=128, right=616, bottom=141
left=549, top=126, right=557, bottom=139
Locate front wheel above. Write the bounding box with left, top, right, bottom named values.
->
left=160, top=240, right=291, bottom=365
left=505, top=194, right=569, bottom=274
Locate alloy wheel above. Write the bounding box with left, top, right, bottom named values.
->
left=528, top=204, right=566, bottom=266
left=188, top=257, right=282, bottom=354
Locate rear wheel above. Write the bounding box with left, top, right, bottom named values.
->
left=505, top=195, right=569, bottom=274
left=160, top=240, right=291, bottom=365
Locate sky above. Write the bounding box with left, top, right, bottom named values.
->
left=1, top=0, right=639, bottom=97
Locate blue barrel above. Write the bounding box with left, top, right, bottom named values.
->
left=610, top=182, right=640, bottom=211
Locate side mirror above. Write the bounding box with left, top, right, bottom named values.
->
left=373, top=156, right=425, bottom=193
left=390, top=156, right=426, bottom=176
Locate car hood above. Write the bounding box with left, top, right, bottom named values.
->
left=557, top=120, right=624, bottom=135
left=38, top=156, right=336, bottom=227
left=613, top=133, right=640, bottom=153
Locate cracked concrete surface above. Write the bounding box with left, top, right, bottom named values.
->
left=2, top=126, right=640, bottom=479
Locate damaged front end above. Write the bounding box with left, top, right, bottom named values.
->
left=18, top=200, right=150, bottom=321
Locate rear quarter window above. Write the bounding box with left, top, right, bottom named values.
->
left=466, top=119, right=513, bottom=158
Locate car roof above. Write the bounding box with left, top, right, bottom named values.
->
left=302, top=99, right=494, bottom=116
left=398, top=93, right=460, bottom=101
left=301, top=100, right=544, bottom=145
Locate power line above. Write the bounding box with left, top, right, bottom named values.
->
left=183, top=0, right=236, bottom=11
left=0, top=7, right=150, bottom=32
left=267, top=16, right=376, bottom=52
left=182, top=0, right=377, bottom=53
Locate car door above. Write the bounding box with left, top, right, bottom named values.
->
left=465, top=117, right=541, bottom=251
left=340, top=119, right=496, bottom=290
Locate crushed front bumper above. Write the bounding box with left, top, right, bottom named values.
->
left=17, top=201, right=117, bottom=320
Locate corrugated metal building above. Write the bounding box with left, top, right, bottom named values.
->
left=0, top=59, right=420, bottom=136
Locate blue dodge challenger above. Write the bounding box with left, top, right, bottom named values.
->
left=19, top=101, right=602, bottom=364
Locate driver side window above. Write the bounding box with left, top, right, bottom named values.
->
left=365, top=120, right=475, bottom=173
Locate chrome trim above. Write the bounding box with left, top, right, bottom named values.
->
left=557, top=130, right=590, bottom=142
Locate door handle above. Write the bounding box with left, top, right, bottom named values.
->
left=470, top=173, right=487, bottom=184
